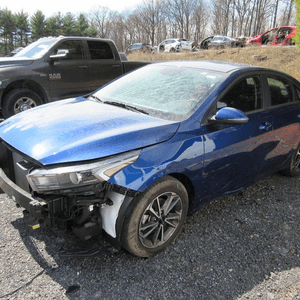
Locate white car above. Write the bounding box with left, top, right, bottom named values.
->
left=158, top=38, right=196, bottom=52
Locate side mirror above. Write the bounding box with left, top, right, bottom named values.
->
left=49, top=49, right=70, bottom=62
left=209, top=107, right=249, bottom=124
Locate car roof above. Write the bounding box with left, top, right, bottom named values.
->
left=155, top=60, right=254, bottom=73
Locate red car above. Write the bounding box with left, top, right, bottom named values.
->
left=247, top=26, right=296, bottom=46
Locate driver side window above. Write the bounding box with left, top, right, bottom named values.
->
left=52, top=40, right=84, bottom=60
left=217, top=76, right=262, bottom=113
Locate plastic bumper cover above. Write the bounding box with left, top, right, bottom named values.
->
left=0, top=168, right=46, bottom=219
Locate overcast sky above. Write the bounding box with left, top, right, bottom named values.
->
left=1, top=0, right=143, bottom=17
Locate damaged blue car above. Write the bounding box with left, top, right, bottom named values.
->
left=0, top=61, right=300, bottom=257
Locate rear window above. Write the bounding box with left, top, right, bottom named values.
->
left=267, top=77, right=293, bottom=105
left=87, top=41, right=114, bottom=59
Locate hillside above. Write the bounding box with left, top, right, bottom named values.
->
left=127, top=46, right=300, bottom=82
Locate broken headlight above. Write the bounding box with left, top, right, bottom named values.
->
left=27, top=150, right=140, bottom=193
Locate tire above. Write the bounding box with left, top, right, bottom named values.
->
left=2, top=88, right=43, bottom=119
left=121, top=175, right=189, bottom=257
left=282, top=143, right=300, bottom=177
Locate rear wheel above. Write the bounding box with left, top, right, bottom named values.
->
left=121, top=176, right=189, bottom=257
left=2, top=88, right=43, bottom=119
left=282, top=143, right=300, bottom=177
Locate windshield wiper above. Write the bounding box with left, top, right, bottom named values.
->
left=88, top=94, right=104, bottom=102
left=103, top=101, right=149, bottom=115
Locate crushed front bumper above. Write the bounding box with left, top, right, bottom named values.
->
left=0, top=168, right=47, bottom=220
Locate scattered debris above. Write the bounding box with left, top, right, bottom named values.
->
left=253, top=55, right=268, bottom=61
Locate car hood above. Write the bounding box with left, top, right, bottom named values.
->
left=0, top=56, right=34, bottom=68
left=0, top=97, right=180, bottom=165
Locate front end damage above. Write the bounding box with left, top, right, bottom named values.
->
left=0, top=141, right=139, bottom=251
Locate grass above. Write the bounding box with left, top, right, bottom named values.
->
left=127, top=46, right=300, bottom=82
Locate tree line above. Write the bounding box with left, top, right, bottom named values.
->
left=0, top=0, right=297, bottom=56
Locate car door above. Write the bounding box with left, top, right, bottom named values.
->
left=200, top=75, right=276, bottom=200
left=47, top=39, right=91, bottom=99
left=264, top=74, right=300, bottom=166
left=86, top=40, right=123, bottom=90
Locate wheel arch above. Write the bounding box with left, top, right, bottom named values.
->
left=111, top=172, right=196, bottom=250
left=1, top=80, right=48, bottom=106
left=167, top=172, right=195, bottom=215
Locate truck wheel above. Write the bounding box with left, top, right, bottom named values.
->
left=121, top=176, right=189, bottom=257
left=2, top=89, right=43, bottom=119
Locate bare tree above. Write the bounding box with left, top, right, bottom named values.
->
left=166, top=0, right=196, bottom=39
left=89, top=6, right=112, bottom=38
left=192, top=0, right=209, bottom=41
left=133, top=0, right=164, bottom=46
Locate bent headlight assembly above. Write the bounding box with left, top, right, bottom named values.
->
left=27, top=150, right=141, bottom=193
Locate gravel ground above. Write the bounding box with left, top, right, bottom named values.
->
left=0, top=172, right=300, bottom=300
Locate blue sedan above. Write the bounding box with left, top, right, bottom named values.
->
left=0, top=61, right=300, bottom=257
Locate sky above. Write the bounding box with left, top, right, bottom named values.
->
left=1, top=0, right=143, bottom=17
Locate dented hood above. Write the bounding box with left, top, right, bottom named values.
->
left=0, top=98, right=179, bottom=165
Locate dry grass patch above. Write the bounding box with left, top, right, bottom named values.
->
left=127, top=46, right=300, bottom=81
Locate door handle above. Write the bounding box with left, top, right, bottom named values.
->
left=112, top=64, right=121, bottom=68
left=78, top=65, right=88, bottom=69
left=259, top=122, right=272, bottom=131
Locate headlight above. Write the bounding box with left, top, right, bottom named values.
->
left=27, top=150, right=140, bottom=193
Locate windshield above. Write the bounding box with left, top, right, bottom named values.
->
left=14, top=39, right=58, bottom=59
left=93, top=64, right=224, bottom=121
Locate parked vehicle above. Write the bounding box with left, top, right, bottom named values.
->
left=208, top=35, right=245, bottom=49
left=199, top=36, right=214, bottom=49
left=158, top=38, right=196, bottom=52
left=0, top=36, right=149, bottom=119
left=125, top=43, right=153, bottom=54
left=246, top=26, right=296, bottom=46
left=1, top=61, right=300, bottom=257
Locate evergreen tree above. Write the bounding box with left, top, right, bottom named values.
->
left=62, top=13, right=77, bottom=36
left=15, top=11, right=30, bottom=46
left=45, top=13, right=63, bottom=36
left=76, top=14, right=89, bottom=36
left=76, top=14, right=98, bottom=37
left=0, top=9, right=16, bottom=55
left=30, top=10, right=46, bottom=41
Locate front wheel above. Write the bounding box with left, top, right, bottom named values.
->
left=121, top=176, right=189, bottom=257
left=282, top=143, right=300, bottom=177
left=2, top=89, right=43, bottom=119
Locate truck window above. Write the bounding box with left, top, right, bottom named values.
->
left=52, top=40, right=84, bottom=60
left=87, top=41, right=114, bottom=59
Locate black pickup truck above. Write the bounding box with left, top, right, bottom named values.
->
left=0, top=36, right=149, bottom=118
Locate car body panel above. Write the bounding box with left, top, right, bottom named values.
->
left=199, top=36, right=214, bottom=49
left=157, top=38, right=196, bottom=52
left=209, top=35, right=245, bottom=48
left=247, top=26, right=296, bottom=46
left=0, top=97, right=179, bottom=165
left=125, top=43, right=153, bottom=54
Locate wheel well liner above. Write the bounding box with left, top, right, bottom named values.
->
left=1, top=80, right=47, bottom=105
